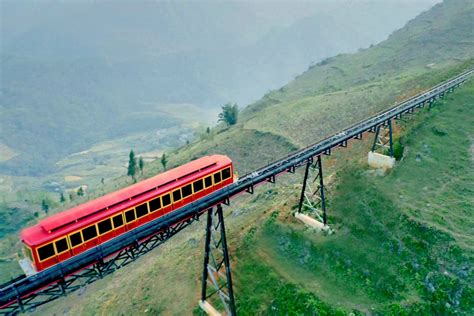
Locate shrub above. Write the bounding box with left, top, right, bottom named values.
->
left=393, top=139, right=405, bottom=160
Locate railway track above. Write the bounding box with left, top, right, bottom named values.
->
left=1, top=68, right=472, bottom=314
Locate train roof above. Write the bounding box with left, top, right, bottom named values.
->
left=21, top=155, right=232, bottom=246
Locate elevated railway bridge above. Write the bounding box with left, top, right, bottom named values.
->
left=1, top=69, right=472, bottom=315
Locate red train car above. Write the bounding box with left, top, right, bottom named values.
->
left=19, top=155, right=234, bottom=274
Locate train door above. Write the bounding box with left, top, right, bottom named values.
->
left=69, top=230, right=86, bottom=256
left=97, top=217, right=115, bottom=243
left=212, top=170, right=224, bottom=190
left=111, top=213, right=126, bottom=237
left=54, top=236, right=72, bottom=262
left=180, top=183, right=194, bottom=206
left=171, top=187, right=184, bottom=210
left=160, top=193, right=172, bottom=216
left=124, top=208, right=139, bottom=230
left=202, top=174, right=214, bottom=196
left=36, top=242, right=58, bottom=271
left=81, top=224, right=100, bottom=250
left=192, top=178, right=206, bottom=200
left=148, top=196, right=163, bottom=220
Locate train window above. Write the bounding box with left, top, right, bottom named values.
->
left=112, top=214, right=124, bottom=228
left=125, top=209, right=136, bottom=223
left=82, top=225, right=98, bottom=241
left=70, top=232, right=83, bottom=247
left=98, top=218, right=113, bottom=234
left=222, top=167, right=231, bottom=180
left=149, top=197, right=161, bottom=212
left=55, top=238, right=69, bottom=254
left=182, top=184, right=192, bottom=198
left=136, top=203, right=149, bottom=218
left=162, top=194, right=171, bottom=207
left=38, top=243, right=55, bottom=261
left=213, top=172, right=222, bottom=184
left=193, top=179, right=204, bottom=192
left=204, top=176, right=213, bottom=188
left=172, top=189, right=182, bottom=202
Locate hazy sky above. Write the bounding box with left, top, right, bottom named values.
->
left=1, top=0, right=442, bottom=46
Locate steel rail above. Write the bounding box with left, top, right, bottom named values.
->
left=1, top=68, right=472, bottom=312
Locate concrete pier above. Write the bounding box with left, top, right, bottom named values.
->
left=199, top=300, right=222, bottom=316
left=295, top=212, right=329, bottom=231
left=368, top=151, right=395, bottom=170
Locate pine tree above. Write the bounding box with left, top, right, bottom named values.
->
left=101, top=177, right=105, bottom=185
left=127, top=150, right=137, bottom=179
left=161, top=153, right=168, bottom=171
left=60, top=193, right=66, bottom=203
left=77, top=187, right=84, bottom=196
left=218, top=103, right=239, bottom=126
left=41, top=199, right=49, bottom=214
left=138, top=156, right=144, bottom=175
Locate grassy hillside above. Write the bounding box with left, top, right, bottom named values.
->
left=1, top=1, right=434, bottom=177
left=1, top=0, right=473, bottom=314
left=140, top=0, right=473, bottom=177
left=36, top=63, right=474, bottom=316
left=235, top=83, right=474, bottom=314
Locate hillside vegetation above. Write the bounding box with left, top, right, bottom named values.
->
left=139, top=1, right=473, bottom=177
left=0, top=1, right=447, bottom=279
left=36, top=63, right=474, bottom=316
left=0, top=1, right=434, bottom=176
left=1, top=0, right=473, bottom=314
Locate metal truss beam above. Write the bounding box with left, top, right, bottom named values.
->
left=200, top=205, right=236, bottom=316
left=1, top=69, right=471, bottom=315
left=371, top=120, right=394, bottom=157
left=297, top=155, right=327, bottom=225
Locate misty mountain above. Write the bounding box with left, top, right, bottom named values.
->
left=0, top=0, right=438, bottom=176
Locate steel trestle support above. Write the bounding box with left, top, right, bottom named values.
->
left=1, top=69, right=471, bottom=315
left=200, top=205, right=236, bottom=316
left=297, top=155, right=327, bottom=225
left=371, top=119, right=394, bottom=157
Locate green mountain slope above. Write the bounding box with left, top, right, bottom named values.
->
left=149, top=0, right=473, bottom=176
left=2, top=0, right=473, bottom=314
left=1, top=1, right=434, bottom=177
left=35, top=59, right=474, bottom=316
left=234, top=80, right=474, bottom=314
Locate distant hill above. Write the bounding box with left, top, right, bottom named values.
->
left=31, top=0, right=474, bottom=314
left=156, top=0, right=473, bottom=175
left=0, top=0, right=437, bottom=176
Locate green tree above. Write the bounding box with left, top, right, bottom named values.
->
left=161, top=153, right=168, bottom=171
left=59, top=193, right=66, bottom=203
left=138, top=156, right=144, bottom=175
left=41, top=199, right=49, bottom=214
left=77, top=187, right=85, bottom=196
left=69, top=192, right=74, bottom=201
left=206, top=127, right=211, bottom=134
left=218, top=103, right=239, bottom=126
left=101, top=177, right=105, bottom=185
left=127, top=150, right=137, bottom=179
